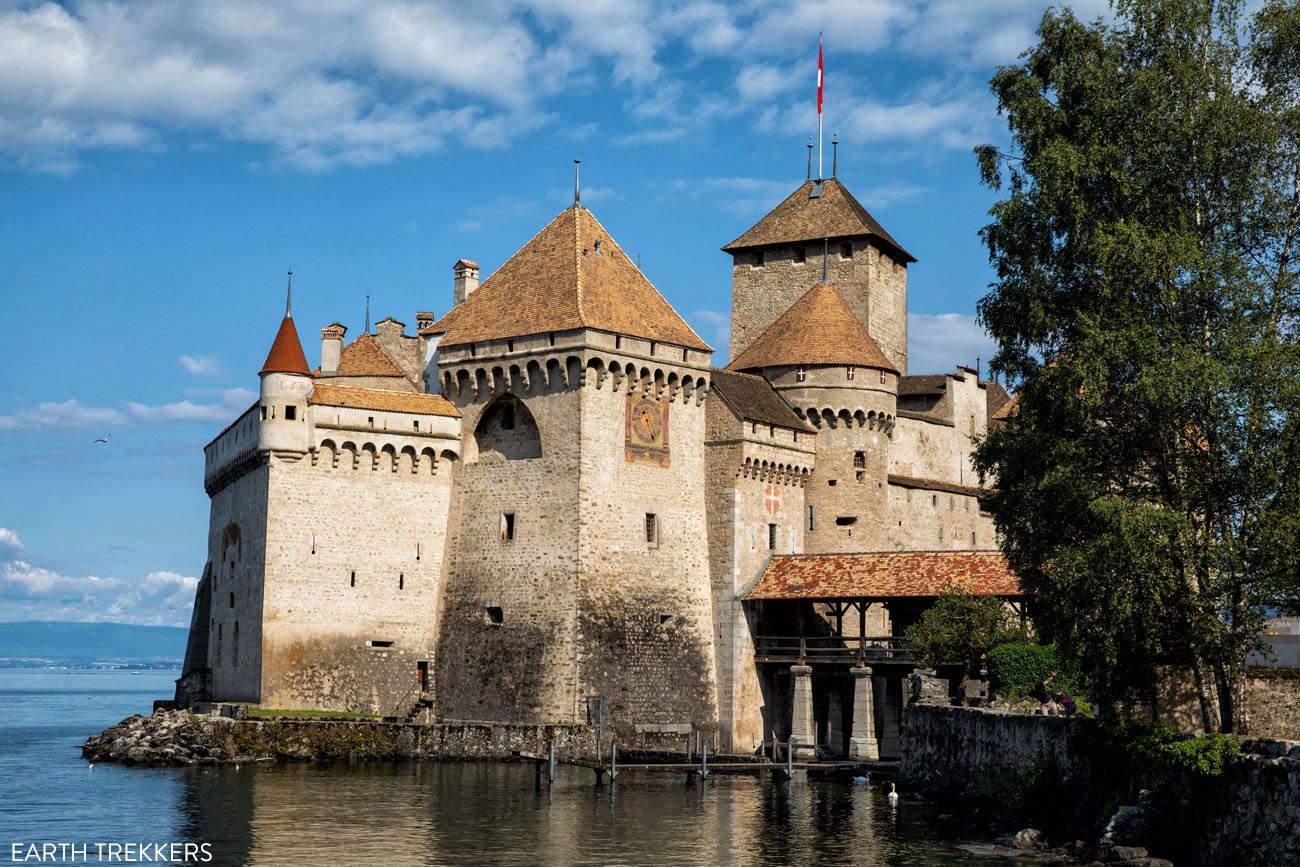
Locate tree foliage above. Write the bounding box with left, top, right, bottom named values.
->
left=973, top=0, right=1300, bottom=731
left=904, top=587, right=1027, bottom=668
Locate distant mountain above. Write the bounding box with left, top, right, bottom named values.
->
left=0, top=621, right=186, bottom=666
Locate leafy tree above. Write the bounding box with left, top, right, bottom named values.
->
left=972, top=0, right=1300, bottom=732
left=904, top=587, right=1027, bottom=668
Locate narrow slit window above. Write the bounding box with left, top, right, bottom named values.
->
left=228, top=592, right=234, bottom=609
left=807, top=506, right=815, bottom=532
left=350, top=571, right=356, bottom=588
left=768, top=523, right=778, bottom=551
left=366, top=639, right=394, bottom=648
left=501, top=512, right=515, bottom=542
left=399, top=573, right=404, bottom=590
left=645, top=513, right=659, bottom=547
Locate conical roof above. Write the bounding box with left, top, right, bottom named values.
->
left=430, top=205, right=711, bottom=352
left=259, top=315, right=311, bottom=376
left=727, top=283, right=898, bottom=373
left=722, top=178, right=914, bottom=263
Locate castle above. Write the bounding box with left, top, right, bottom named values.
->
left=176, top=169, right=1019, bottom=760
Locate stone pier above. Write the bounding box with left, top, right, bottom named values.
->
left=849, top=665, right=879, bottom=760
left=790, top=665, right=816, bottom=759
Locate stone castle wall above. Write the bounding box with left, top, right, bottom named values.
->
left=575, top=370, right=719, bottom=743
left=435, top=379, right=584, bottom=725
left=257, top=431, right=454, bottom=715
left=206, top=460, right=269, bottom=704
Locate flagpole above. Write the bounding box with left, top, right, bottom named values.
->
left=817, top=34, right=824, bottom=180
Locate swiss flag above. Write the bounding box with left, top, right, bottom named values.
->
left=817, top=39, right=824, bottom=116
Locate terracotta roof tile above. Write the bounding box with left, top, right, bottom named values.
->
left=888, top=474, right=987, bottom=498
left=984, top=380, right=1011, bottom=424
left=992, top=392, right=1020, bottom=422
left=710, top=368, right=815, bottom=432
left=744, top=551, right=1021, bottom=600
left=899, top=374, right=949, bottom=396
left=308, top=384, right=460, bottom=417
left=259, top=316, right=311, bottom=376
left=332, top=333, right=406, bottom=378
left=727, top=283, right=897, bottom=373
left=429, top=206, right=711, bottom=352
left=722, top=178, right=915, bottom=263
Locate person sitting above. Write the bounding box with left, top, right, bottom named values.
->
left=1030, top=671, right=1059, bottom=716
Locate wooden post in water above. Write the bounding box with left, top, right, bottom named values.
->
left=701, top=741, right=709, bottom=779
left=610, top=741, right=618, bottom=782
left=548, top=740, right=556, bottom=786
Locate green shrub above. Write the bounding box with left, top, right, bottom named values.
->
left=989, top=642, right=1087, bottom=701
left=904, top=587, right=1028, bottom=667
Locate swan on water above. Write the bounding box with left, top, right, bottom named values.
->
left=887, top=782, right=899, bottom=801
left=852, top=774, right=870, bottom=785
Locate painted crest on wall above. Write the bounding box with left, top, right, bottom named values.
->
left=763, top=483, right=781, bottom=516
left=625, top=394, right=670, bottom=467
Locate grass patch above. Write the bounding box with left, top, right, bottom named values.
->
left=244, top=707, right=381, bottom=720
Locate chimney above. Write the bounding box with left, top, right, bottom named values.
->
left=416, top=311, right=435, bottom=332
left=321, top=323, right=347, bottom=375
left=453, top=259, right=480, bottom=306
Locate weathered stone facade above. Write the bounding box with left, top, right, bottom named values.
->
left=177, top=174, right=1005, bottom=753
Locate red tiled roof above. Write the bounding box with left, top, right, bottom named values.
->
left=333, top=333, right=406, bottom=378
left=722, top=178, right=915, bottom=263
left=727, top=283, right=897, bottom=373
left=308, top=383, right=460, bottom=417
left=428, top=205, right=711, bottom=351
left=744, top=551, right=1021, bottom=600
left=260, top=316, right=311, bottom=376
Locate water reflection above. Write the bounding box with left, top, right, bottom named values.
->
left=175, top=763, right=1004, bottom=866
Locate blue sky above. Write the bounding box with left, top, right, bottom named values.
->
left=0, top=0, right=1111, bottom=626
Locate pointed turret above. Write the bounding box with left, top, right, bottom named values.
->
left=257, top=274, right=312, bottom=455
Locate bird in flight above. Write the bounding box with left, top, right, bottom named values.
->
left=93, top=435, right=111, bottom=444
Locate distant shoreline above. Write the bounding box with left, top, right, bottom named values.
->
left=0, top=663, right=181, bottom=671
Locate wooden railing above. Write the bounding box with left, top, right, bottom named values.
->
left=753, top=635, right=915, bottom=664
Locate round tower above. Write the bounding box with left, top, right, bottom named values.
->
left=257, top=278, right=312, bottom=455
left=727, top=282, right=898, bottom=553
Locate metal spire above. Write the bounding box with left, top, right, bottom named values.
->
left=806, top=137, right=813, bottom=180
left=574, top=159, right=581, bottom=207
left=364, top=293, right=371, bottom=333
left=285, top=267, right=293, bottom=317
left=831, top=134, right=838, bottom=178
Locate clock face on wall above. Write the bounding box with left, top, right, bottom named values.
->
left=625, top=394, right=669, bottom=467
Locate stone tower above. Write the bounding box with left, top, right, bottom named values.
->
left=427, top=203, right=720, bottom=739
left=723, top=178, right=915, bottom=375
left=728, top=283, right=899, bottom=553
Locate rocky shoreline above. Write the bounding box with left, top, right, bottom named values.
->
left=81, top=710, right=248, bottom=766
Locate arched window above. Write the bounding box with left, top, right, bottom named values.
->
left=473, top=395, right=541, bottom=461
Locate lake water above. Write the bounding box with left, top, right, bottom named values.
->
left=0, top=670, right=1015, bottom=865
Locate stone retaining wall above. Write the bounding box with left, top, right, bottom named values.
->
left=899, top=704, right=1300, bottom=867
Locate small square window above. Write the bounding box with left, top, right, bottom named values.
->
left=793, top=247, right=806, bottom=264
left=414, top=420, right=420, bottom=430
left=285, top=405, right=297, bottom=421
left=485, top=605, right=504, bottom=626
left=658, top=612, right=674, bottom=626
left=501, top=512, right=515, bottom=542
left=853, top=451, right=866, bottom=469
left=753, top=251, right=765, bottom=268
left=645, top=513, right=659, bottom=547
left=839, top=242, right=854, bottom=259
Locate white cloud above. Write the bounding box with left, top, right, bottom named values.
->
left=0, top=399, right=128, bottom=430
left=0, top=557, right=196, bottom=627
left=0, top=388, right=256, bottom=431
left=908, top=312, right=997, bottom=376
left=0, top=528, right=24, bottom=561
left=179, top=354, right=223, bottom=378
left=689, top=310, right=730, bottom=361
